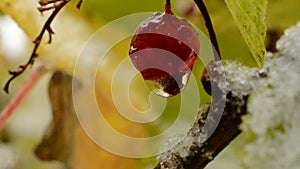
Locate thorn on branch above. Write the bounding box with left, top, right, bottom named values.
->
left=33, top=37, right=41, bottom=44
left=46, top=26, right=55, bottom=43
left=38, top=6, right=52, bottom=13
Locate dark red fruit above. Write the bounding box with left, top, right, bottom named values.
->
left=129, top=6, right=200, bottom=97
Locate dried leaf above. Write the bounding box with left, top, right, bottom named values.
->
left=34, top=71, right=80, bottom=163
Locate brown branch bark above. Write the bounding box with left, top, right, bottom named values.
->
left=154, top=93, right=248, bottom=169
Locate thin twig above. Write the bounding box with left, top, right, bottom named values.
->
left=193, top=0, right=221, bottom=61
left=0, top=67, right=46, bottom=130
left=3, top=0, right=71, bottom=93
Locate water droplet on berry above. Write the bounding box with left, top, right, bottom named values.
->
left=129, top=7, right=199, bottom=98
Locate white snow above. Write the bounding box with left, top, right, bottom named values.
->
left=242, top=22, right=300, bottom=169
left=218, top=61, right=260, bottom=99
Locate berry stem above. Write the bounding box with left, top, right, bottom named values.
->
left=0, top=66, right=46, bottom=130
left=165, top=0, right=173, bottom=14
left=194, top=0, right=221, bottom=61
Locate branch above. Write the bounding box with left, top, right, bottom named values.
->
left=154, top=94, right=248, bottom=169
left=193, top=0, right=221, bottom=61
left=154, top=60, right=262, bottom=169
left=3, top=0, right=71, bottom=93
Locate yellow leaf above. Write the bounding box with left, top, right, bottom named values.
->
left=225, top=0, right=267, bottom=66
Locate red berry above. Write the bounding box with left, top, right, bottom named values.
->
left=129, top=8, right=200, bottom=97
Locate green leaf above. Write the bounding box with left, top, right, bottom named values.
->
left=224, top=0, right=267, bottom=66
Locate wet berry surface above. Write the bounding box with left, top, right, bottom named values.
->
left=129, top=11, right=199, bottom=97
